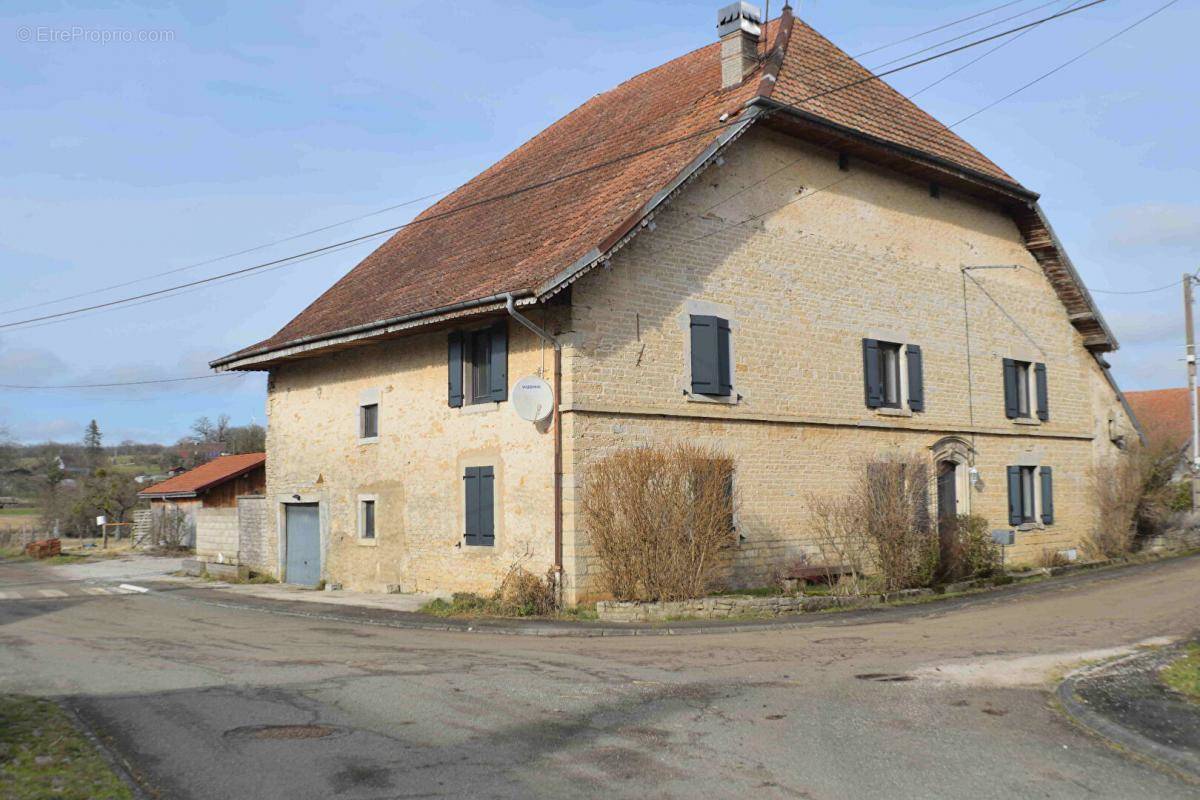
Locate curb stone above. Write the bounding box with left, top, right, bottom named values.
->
left=1056, top=654, right=1200, bottom=785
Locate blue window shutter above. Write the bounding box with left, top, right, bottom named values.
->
left=448, top=332, right=464, bottom=408
left=716, top=318, right=732, bottom=397
left=862, top=339, right=883, bottom=408
left=1040, top=467, right=1054, bottom=525
left=690, top=316, right=719, bottom=395
left=464, top=467, right=479, bottom=544
left=1035, top=362, right=1049, bottom=421
left=1002, top=359, right=1019, bottom=419
left=489, top=321, right=508, bottom=402
left=906, top=344, right=924, bottom=412
left=479, top=466, right=495, bottom=544
left=1006, top=466, right=1022, bottom=525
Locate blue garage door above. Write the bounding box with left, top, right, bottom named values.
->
left=284, top=503, right=321, bottom=587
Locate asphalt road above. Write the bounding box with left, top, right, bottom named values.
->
left=2, top=555, right=1199, bottom=799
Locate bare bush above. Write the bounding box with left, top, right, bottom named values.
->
left=1088, top=442, right=1177, bottom=558
left=151, top=507, right=194, bottom=550
left=582, top=444, right=736, bottom=602
left=497, top=565, right=557, bottom=616
left=808, top=455, right=939, bottom=593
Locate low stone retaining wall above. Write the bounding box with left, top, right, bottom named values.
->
left=597, top=596, right=806, bottom=622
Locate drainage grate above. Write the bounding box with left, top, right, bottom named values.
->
left=224, top=724, right=340, bottom=740
left=854, top=673, right=916, bottom=682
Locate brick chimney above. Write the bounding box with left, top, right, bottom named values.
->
left=717, top=2, right=762, bottom=89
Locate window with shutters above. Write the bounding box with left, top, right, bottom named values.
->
left=448, top=322, right=508, bottom=408
left=689, top=314, right=733, bottom=399
left=463, top=465, right=496, bottom=546
left=1003, top=359, right=1048, bottom=421
left=1006, top=464, right=1054, bottom=527
left=862, top=339, right=924, bottom=413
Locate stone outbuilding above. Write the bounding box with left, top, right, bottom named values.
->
left=138, top=453, right=266, bottom=563
left=212, top=4, right=1140, bottom=602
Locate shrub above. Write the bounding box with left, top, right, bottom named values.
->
left=1087, top=442, right=1177, bottom=558
left=940, top=514, right=1001, bottom=581
left=581, top=444, right=736, bottom=602
left=809, top=455, right=939, bottom=593
left=1036, top=548, right=1069, bottom=568
left=497, top=566, right=557, bottom=616
left=150, top=506, right=194, bottom=550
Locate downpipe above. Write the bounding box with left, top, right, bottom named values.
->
left=504, top=294, right=564, bottom=605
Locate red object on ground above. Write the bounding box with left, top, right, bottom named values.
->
left=25, top=539, right=61, bottom=559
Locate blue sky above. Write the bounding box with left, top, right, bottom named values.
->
left=0, top=0, right=1195, bottom=444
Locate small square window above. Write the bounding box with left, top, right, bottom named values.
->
left=360, top=499, right=376, bottom=540
left=360, top=403, right=379, bottom=439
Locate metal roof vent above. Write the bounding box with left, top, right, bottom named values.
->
left=717, top=2, right=762, bottom=89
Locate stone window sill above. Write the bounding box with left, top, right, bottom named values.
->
left=460, top=401, right=500, bottom=416
left=686, top=392, right=739, bottom=406
left=1017, top=522, right=1045, bottom=532
left=356, top=537, right=378, bottom=547
left=876, top=407, right=913, bottom=418
left=358, top=436, right=379, bottom=445
left=1012, top=417, right=1041, bottom=426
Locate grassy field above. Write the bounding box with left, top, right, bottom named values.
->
left=1161, top=643, right=1200, bottom=704
left=0, top=508, right=38, bottom=515
left=0, top=695, right=133, bottom=800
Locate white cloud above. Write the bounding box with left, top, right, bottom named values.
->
left=1105, top=204, right=1200, bottom=250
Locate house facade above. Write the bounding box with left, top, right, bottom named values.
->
left=214, top=4, right=1138, bottom=602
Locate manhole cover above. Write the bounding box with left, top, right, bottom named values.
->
left=854, top=673, right=916, bottom=682
left=224, top=724, right=341, bottom=740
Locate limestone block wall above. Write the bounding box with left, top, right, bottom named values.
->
left=265, top=319, right=562, bottom=594
left=557, top=126, right=1134, bottom=602
left=237, top=496, right=272, bottom=575
left=194, top=507, right=239, bottom=562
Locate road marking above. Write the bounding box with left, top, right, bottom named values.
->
left=0, top=591, right=20, bottom=600
left=82, top=587, right=112, bottom=595
left=117, top=584, right=150, bottom=594
left=37, top=589, right=69, bottom=598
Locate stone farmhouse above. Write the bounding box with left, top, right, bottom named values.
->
left=213, top=3, right=1139, bottom=602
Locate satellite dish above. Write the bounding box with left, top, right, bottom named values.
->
left=511, top=375, right=554, bottom=422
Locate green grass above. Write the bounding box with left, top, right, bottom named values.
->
left=1161, top=644, right=1200, bottom=704
left=0, top=695, right=133, bottom=800
left=0, top=546, right=30, bottom=561
left=0, top=508, right=37, bottom=516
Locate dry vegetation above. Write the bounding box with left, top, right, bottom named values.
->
left=1087, top=441, right=1179, bottom=558
left=581, top=444, right=736, bottom=602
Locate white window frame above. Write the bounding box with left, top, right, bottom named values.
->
left=358, top=388, right=380, bottom=444
left=357, top=493, right=378, bottom=545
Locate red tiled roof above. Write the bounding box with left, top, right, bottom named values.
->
left=216, top=8, right=1021, bottom=366
left=138, top=453, right=266, bottom=497
left=1125, top=389, right=1195, bottom=450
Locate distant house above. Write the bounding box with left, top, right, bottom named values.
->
left=1126, top=388, right=1195, bottom=476
left=138, top=453, right=266, bottom=552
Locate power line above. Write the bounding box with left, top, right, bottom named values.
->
left=1, top=1, right=1103, bottom=321
left=0, top=3, right=1107, bottom=334
left=0, top=374, right=238, bottom=390
left=950, top=0, right=1181, bottom=127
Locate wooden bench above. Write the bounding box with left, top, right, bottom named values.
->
left=782, top=564, right=852, bottom=589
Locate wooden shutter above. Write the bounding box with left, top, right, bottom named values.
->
left=448, top=332, right=464, bottom=408
left=478, top=466, right=495, bottom=545
left=862, top=339, right=883, bottom=408
left=690, top=316, right=720, bottom=395
left=906, top=344, right=924, bottom=412
left=1002, top=359, right=1019, bottom=419
left=1035, top=362, right=1049, bottom=421
left=464, top=466, right=496, bottom=546
left=716, top=318, right=732, bottom=397
left=1006, top=466, right=1023, bottom=525
left=1040, top=466, right=1054, bottom=524
left=488, top=321, right=508, bottom=403
left=464, top=467, right=479, bottom=544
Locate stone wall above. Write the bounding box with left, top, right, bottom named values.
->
left=194, top=507, right=238, bottom=562
left=559, top=127, right=1134, bottom=602
left=237, top=496, right=272, bottom=576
